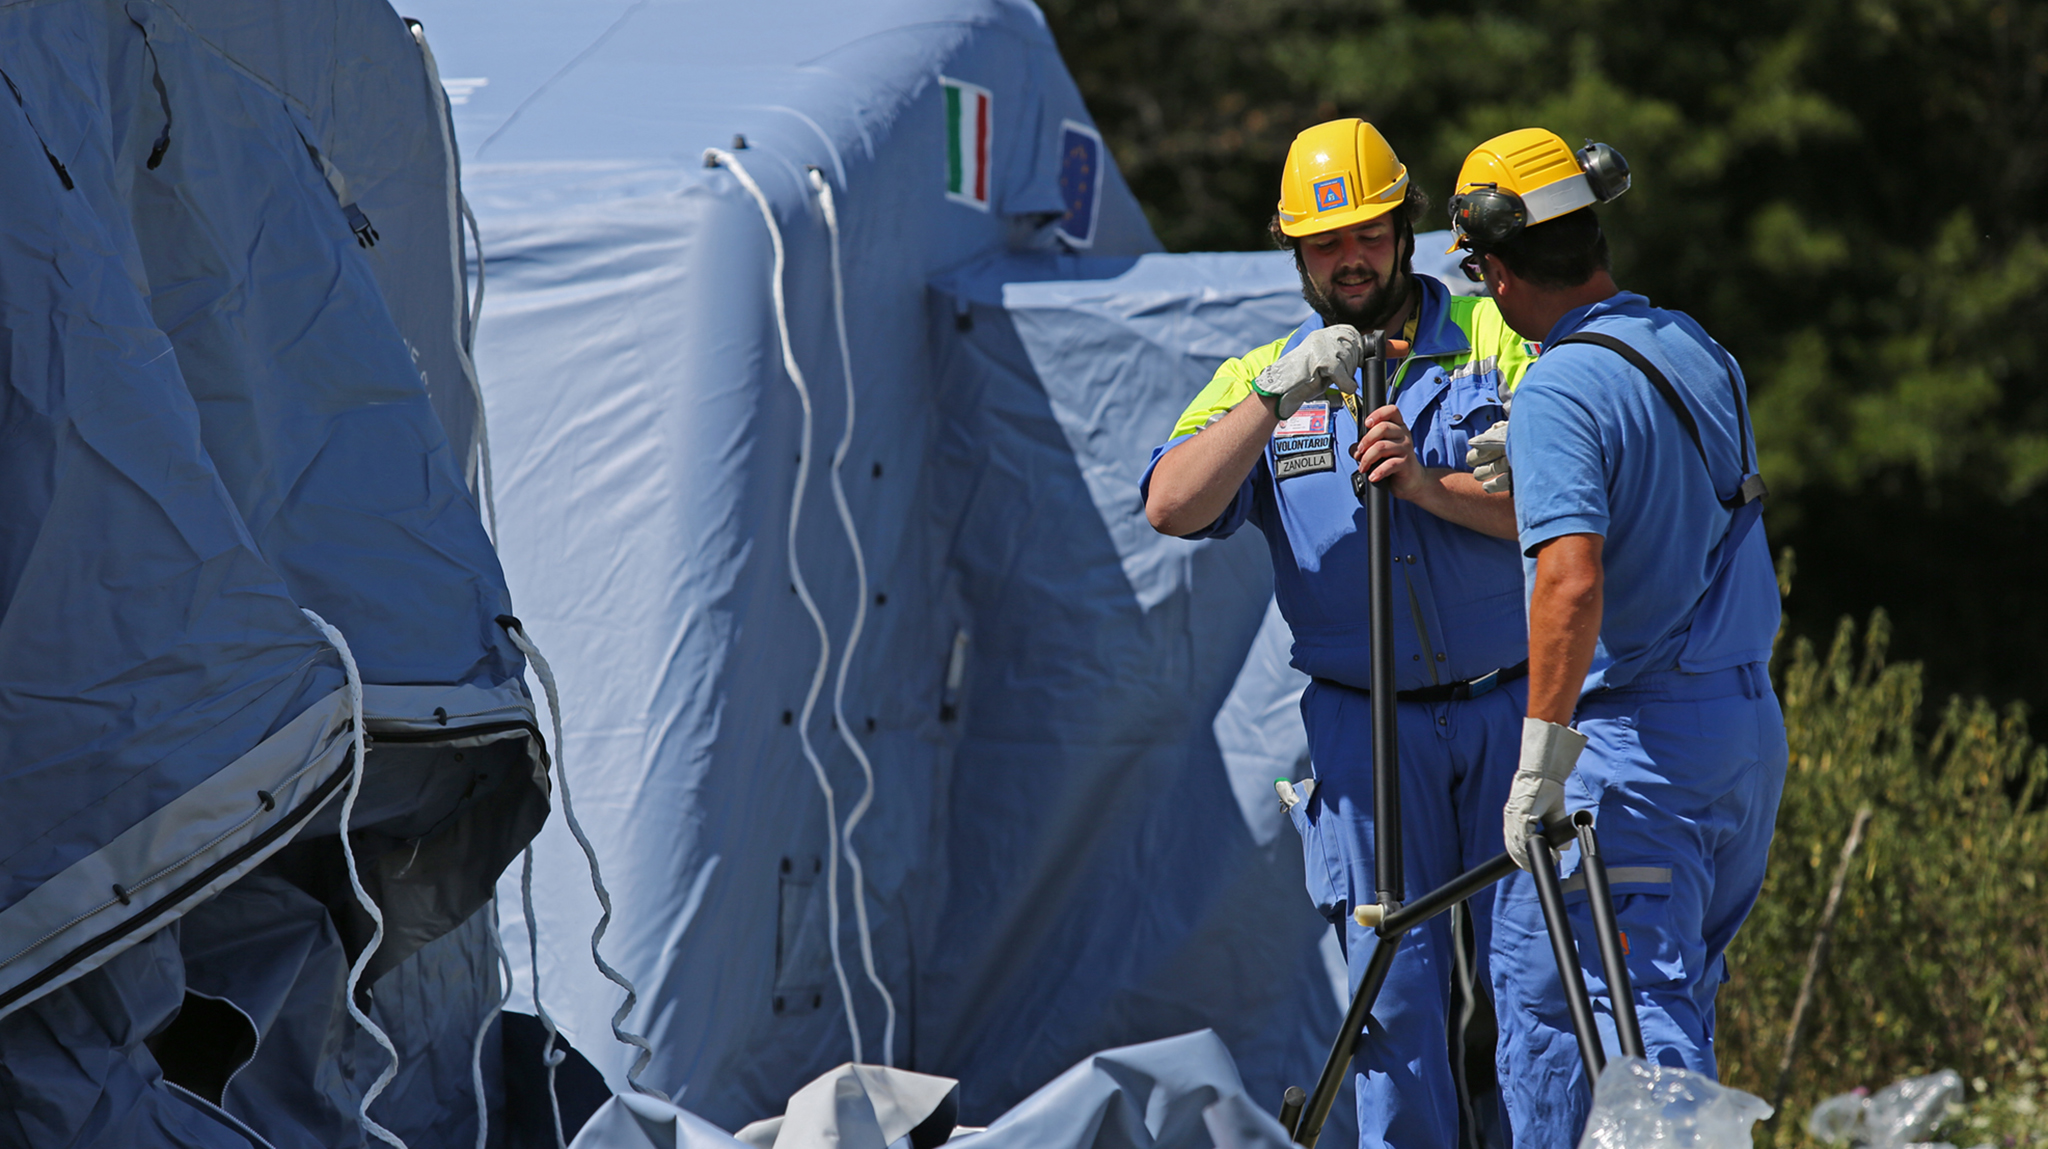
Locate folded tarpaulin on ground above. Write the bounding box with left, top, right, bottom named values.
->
left=566, top=1032, right=1300, bottom=1149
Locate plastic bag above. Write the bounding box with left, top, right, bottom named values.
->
left=1578, top=1058, right=1774, bottom=1149
left=1809, top=1089, right=1871, bottom=1143
left=1806, top=1070, right=1963, bottom=1147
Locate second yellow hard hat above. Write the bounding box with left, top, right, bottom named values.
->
left=1446, top=127, right=1630, bottom=252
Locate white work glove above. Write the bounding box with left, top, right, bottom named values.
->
left=1252, top=324, right=1364, bottom=420
left=1504, top=717, right=1588, bottom=870
left=1466, top=419, right=1512, bottom=493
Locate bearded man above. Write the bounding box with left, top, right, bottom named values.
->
left=1141, top=119, right=1534, bottom=1149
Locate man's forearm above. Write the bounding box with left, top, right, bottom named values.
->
left=1405, top=469, right=1517, bottom=539
left=1144, top=393, right=1278, bottom=536
left=1526, top=533, right=1604, bottom=725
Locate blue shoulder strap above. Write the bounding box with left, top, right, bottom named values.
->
left=1547, top=330, right=1768, bottom=591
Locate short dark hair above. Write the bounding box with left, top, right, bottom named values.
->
left=1483, top=207, right=1609, bottom=289
left=1268, top=182, right=1432, bottom=275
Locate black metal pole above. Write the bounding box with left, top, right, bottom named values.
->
left=1286, top=822, right=1577, bottom=1139
left=1291, top=930, right=1404, bottom=1147
left=1526, top=819, right=1606, bottom=1085
left=1278, top=1087, right=1306, bottom=1137
left=1373, top=821, right=1576, bottom=936
left=1572, top=811, right=1646, bottom=1061
left=1380, top=854, right=1514, bottom=935
left=1357, top=334, right=1401, bottom=911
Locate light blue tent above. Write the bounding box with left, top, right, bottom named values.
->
left=0, top=1, right=543, bottom=1145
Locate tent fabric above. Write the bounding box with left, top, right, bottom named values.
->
left=0, top=5, right=352, bottom=1021
left=566, top=1031, right=1293, bottom=1149
left=0, top=927, right=269, bottom=1149
left=178, top=881, right=508, bottom=1149
left=732, top=1063, right=959, bottom=1149
left=134, top=0, right=492, bottom=485
left=1, top=0, right=540, bottom=1144
left=918, top=251, right=1342, bottom=1119
left=568, top=1093, right=751, bottom=1149
left=106, top=0, right=520, bottom=697
left=947, top=1030, right=1257, bottom=1149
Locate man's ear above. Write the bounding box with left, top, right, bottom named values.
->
left=1484, top=253, right=1513, bottom=298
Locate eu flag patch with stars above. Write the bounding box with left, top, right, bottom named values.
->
left=1056, top=120, right=1104, bottom=248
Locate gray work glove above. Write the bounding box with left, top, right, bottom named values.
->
left=1504, top=716, right=1587, bottom=870
left=1252, top=325, right=1364, bottom=420
left=1466, top=419, right=1512, bottom=493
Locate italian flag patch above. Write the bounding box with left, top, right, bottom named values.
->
left=942, top=77, right=992, bottom=211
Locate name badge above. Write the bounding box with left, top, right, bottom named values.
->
left=1273, top=401, right=1335, bottom=478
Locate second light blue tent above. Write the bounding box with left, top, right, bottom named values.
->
left=0, top=0, right=549, bottom=1144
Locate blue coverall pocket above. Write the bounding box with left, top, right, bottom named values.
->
left=1444, top=373, right=1506, bottom=433
left=1287, top=788, right=1345, bottom=924
left=1566, top=881, right=1687, bottom=990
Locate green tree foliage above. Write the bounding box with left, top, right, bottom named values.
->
left=1721, top=611, right=2048, bottom=1145
left=1043, top=0, right=2048, bottom=710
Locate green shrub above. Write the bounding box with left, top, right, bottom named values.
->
left=1717, top=603, right=2048, bottom=1146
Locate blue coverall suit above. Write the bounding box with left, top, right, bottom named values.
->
left=1500, top=292, right=1789, bottom=1147
left=1141, top=274, right=1535, bottom=1149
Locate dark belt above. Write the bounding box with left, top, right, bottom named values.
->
left=1314, top=659, right=1529, bottom=704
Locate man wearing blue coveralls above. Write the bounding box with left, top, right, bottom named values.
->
left=1142, top=119, right=1535, bottom=1149
left=1446, top=128, right=1790, bottom=1147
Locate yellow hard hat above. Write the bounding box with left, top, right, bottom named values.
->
left=1275, top=119, right=1410, bottom=238
left=1445, top=128, right=1630, bottom=252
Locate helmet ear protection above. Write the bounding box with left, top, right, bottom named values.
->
left=1448, top=185, right=1526, bottom=249
left=1576, top=141, right=1630, bottom=202
left=1450, top=139, right=1629, bottom=252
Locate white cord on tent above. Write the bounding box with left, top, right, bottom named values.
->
left=808, top=167, right=898, bottom=1067
left=301, top=609, right=409, bottom=1149
left=472, top=896, right=515, bottom=1149
left=703, top=146, right=865, bottom=1064
left=462, top=194, right=486, bottom=350
left=522, top=847, right=570, bottom=1149
left=500, top=621, right=669, bottom=1101
left=413, top=21, right=497, bottom=541
left=459, top=193, right=499, bottom=545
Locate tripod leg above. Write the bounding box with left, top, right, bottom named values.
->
left=1571, top=811, right=1646, bottom=1061
left=1278, top=1086, right=1306, bottom=1134
left=1292, top=928, right=1404, bottom=1147
left=1286, top=824, right=1580, bottom=1144
left=1524, top=819, right=1606, bottom=1085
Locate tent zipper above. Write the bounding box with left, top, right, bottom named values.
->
left=128, top=16, right=173, bottom=168
left=290, top=124, right=379, bottom=247
left=0, top=753, right=354, bottom=1014
left=365, top=719, right=541, bottom=745
left=0, top=70, right=73, bottom=189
